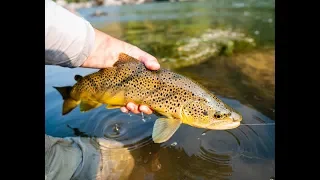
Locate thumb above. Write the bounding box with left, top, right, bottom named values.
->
left=125, top=45, right=160, bottom=71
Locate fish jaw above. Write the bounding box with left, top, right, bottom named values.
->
left=206, top=111, right=242, bottom=130
left=207, top=120, right=241, bottom=130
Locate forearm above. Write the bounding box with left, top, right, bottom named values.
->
left=80, top=29, right=136, bottom=68
left=45, top=0, right=95, bottom=68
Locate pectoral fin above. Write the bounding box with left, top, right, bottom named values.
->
left=152, top=118, right=182, bottom=143
left=80, top=100, right=102, bottom=112
left=106, top=104, right=122, bottom=109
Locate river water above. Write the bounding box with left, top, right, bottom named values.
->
left=45, top=0, right=275, bottom=179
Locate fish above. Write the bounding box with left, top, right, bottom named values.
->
left=53, top=53, right=243, bottom=143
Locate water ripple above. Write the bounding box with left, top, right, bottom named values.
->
left=82, top=108, right=156, bottom=151
left=157, top=97, right=275, bottom=179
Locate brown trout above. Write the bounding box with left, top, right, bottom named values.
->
left=54, top=53, right=243, bottom=143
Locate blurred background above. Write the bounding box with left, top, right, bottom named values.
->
left=46, top=0, right=275, bottom=179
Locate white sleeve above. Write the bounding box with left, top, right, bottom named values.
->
left=45, top=0, right=95, bottom=67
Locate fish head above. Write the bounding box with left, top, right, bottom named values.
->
left=181, top=100, right=242, bottom=130
left=206, top=109, right=242, bottom=130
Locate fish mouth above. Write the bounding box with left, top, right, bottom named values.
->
left=230, top=111, right=242, bottom=122
left=208, top=121, right=241, bottom=130
left=207, top=112, right=242, bottom=130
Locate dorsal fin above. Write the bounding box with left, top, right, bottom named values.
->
left=113, top=53, right=140, bottom=66
left=74, top=75, right=83, bottom=81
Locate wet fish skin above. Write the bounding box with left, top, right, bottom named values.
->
left=54, top=53, right=242, bottom=143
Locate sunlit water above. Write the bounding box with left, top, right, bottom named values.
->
left=45, top=0, right=274, bottom=179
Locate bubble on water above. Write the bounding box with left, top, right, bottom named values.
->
left=244, top=11, right=250, bottom=16
left=254, top=30, right=260, bottom=35
left=202, top=132, right=206, bottom=136
left=104, top=123, right=126, bottom=138
left=171, top=142, right=177, bottom=146
left=268, top=18, right=273, bottom=23
left=113, top=124, right=120, bottom=134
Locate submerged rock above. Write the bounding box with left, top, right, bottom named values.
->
left=159, top=29, right=256, bottom=69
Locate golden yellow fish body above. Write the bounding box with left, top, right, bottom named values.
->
left=54, top=53, right=242, bottom=143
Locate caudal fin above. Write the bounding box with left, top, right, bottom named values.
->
left=53, top=86, right=80, bottom=115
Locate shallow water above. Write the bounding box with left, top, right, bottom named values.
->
left=45, top=0, right=274, bottom=179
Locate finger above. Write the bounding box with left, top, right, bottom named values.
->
left=139, top=105, right=153, bottom=115
left=126, top=46, right=160, bottom=70
left=126, top=102, right=140, bottom=114
left=139, top=56, right=160, bottom=71
left=120, top=107, right=129, bottom=113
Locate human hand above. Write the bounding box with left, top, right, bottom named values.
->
left=81, top=29, right=160, bottom=115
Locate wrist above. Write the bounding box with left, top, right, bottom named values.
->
left=80, top=29, right=115, bottom=69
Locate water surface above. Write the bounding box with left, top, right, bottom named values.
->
left=45, top=1, right=274, bottom=179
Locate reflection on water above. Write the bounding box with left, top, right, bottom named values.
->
left=45, top=66, right=274, bottom=179
left=46, top=0, right=274, bottom=179
left=176, top=48, right=275, bottom=120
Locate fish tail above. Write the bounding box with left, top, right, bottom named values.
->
left=53, top=86, right=80, bottom=115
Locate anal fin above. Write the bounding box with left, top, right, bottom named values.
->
left=80, top=100, right=102, bottom=112
left=152, top=118, right=182, bottom=143
left=106, top=104, right=122, bottom=109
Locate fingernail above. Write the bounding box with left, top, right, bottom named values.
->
left=153, top=63, right=160, bottom=69
left=148, top=63, right=159, bottom=70
left=140, top=106, right=152, bottom=114
left=120, top=107, right=128, bottom=113
left=140, top=105, right=147, bottom=112
left=127, top=103, right=135, bottom=111
left=145, top=109, right=152, bottom=115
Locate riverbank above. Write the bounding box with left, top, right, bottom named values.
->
left=55, top=0, right=197, bottom=12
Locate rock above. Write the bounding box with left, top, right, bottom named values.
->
left=95, top=0, right=104, bottom=6
left=159, top=29, right=256, bottom=69
left=103, top=0, right=150, bottom=5
left=90, top=10, right=108, bottom=17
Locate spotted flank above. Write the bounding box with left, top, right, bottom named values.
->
left=53, top=53, right=243, bottom=143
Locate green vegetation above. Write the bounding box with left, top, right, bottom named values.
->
left=52, top=0, right=91, bottom=3
left=66, top=0, right=90, bottom=3
left=97, top=19, right=258, bottom=69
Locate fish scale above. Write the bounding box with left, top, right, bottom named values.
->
left=53, top=53, right=243, bottom=143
